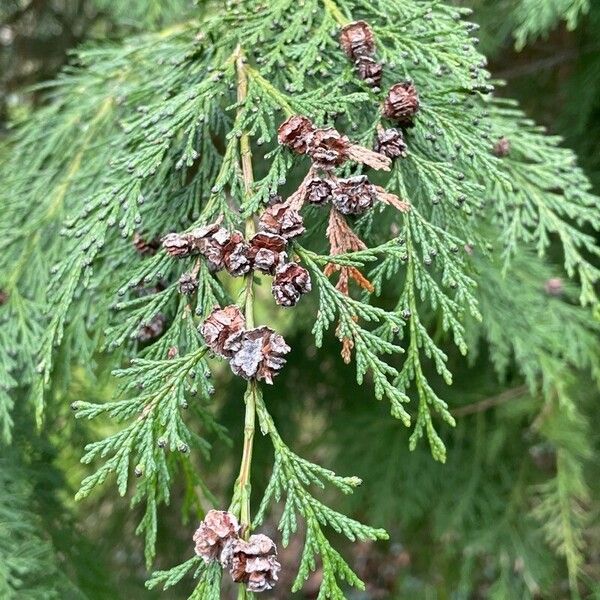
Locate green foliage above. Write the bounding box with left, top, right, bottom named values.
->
left=0, top=0, right=599, bottom=598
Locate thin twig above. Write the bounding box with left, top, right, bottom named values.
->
left=451, top=385, right=529, bottom=417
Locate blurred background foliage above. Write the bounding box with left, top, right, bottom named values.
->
left=1, top=0, right=599, bottom=598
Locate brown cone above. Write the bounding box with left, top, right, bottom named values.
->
left=162, top=232, right=194, bottom=258
left=339, top=21, right=375, bottom=59
left=178, top=272, right=198, bottom=295
left=307, top=128, right=351, bottom=168
left=137, top=313, right=166, bottom=342
left=259, top=203, right=305, bottom=240
left=227, top=534, right=281, bottom=593
left=374, top=127, right=408, bottom=159
left=332, top=175, right=377, bottom=215
left=272, top=262, right=312, bottom=307
left=189, top=224, right=231, bottom=271
left=193, top=510, right=240, bottom=564
left=133, top=233, right=160, bottom=256
left=492, top=137, right=511, bottom=158
left=277, top=115, right=315, bottom=154
left=355, top=56, right=383, bottom=88
left=305, top=177, right=333, bottom=205
left=226, top=326, right=290, bottom=384
left=383, top=82, right=420, bottom=126
left=199, top=305, right=246, bottom=358
left=248, top=232, right=287, bottom=274
left=222, top=230, right=252, bottom=276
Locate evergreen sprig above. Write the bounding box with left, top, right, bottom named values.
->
left=1, top=0, right=599, bottom=597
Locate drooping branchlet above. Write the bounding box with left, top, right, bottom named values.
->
left=199, top=305, right=246, bottom=358
left=272, top=262, right=312, bottom=307
left=193, top=510, right=240, bottom=564
left=383, top=82, right=420, bottom=126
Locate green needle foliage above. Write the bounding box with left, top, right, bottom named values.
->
left=1, top=0, right=599, bottom=598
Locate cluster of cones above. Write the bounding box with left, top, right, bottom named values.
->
left=163, top=206, right=312, bottom=308
left=193, top=510, right=281, bottom=593
left=200, top=305, right=290, bottom=384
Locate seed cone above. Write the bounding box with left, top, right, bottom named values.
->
left=193, top=510, right=240, bottom=564
left=332, top=175, right=377, bottom=216
left=383, top=82, right=420, bottom=126
left=199, top=305, right=246, bottom=358
left=178, top=272, right=198, bottom=295
left=305, top=177, right=333, bottom=205
left=226, top=326, right=290, bottom=384
left=259, top=203, right=305, bottom=240
left=162, top=232, right=194, bottom=257
left=277, top=115, right=315, bottom=154
left=492, top=137, right=511, bottom=158
left=222, top=230, right=252, bottom=276
left=137, top=313, right=166, bottom=342
left=355, top=56, right=383, bottom=88
left=272, top=262, right=312, bottom=307
left=307, top=128, right=351, bottom=168
left=225, top=534, right=281, bottom=593
left=339, top=20, right=375, bottom=59
left=374, top=127, right=408, bottom=159
left=190, top=223, right=231, bottom=271
left=248, top=232, right=287, bottom=274
left=133, top=233, right=160, bottom=256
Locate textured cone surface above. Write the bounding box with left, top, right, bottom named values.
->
left=259, top=203, right=305, bottom=240
left=272, top=262, right=312, bottom=307
left=332, top=175, right=377, bottom=215
left=249, top=232, right=287, bottom=274
left=200, top=305, right=246, bottom=358
left=133, top=233, right=160, bottom=256
left=305, top=177, right=333, bottom=205
left=222, top=230, right=252, bottom=276
left=162, top=232, right=194, bottom=257
left=226, top=326, right=290, bottom=383
left=228, top=534, right=281, bottom=592
left=307, top=128, right=351, bottom=168
left=339, top=20, right=375, bottom=59
left=383, top=82, right=420, bottom=125
left=355, top=56, right=383, bottom=88
left=374, top=127, right=408, bottom=159
left=277, top=115, right=315, bottom=154
left=190, top=223, right=231, bottom=271
left=178, top=272, right=198, bottom=295
left=193, top=510, right=240, bottom=564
